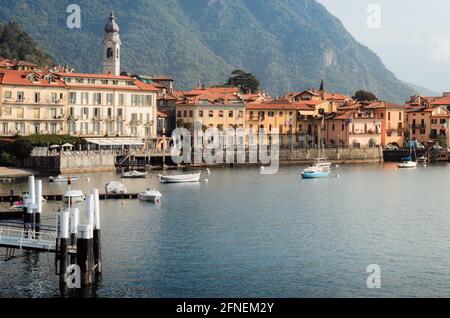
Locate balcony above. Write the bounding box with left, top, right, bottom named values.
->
left=3, top=98, right=64, bottom=105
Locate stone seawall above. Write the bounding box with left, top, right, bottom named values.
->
left=24, top=147, right=382, bottom=173
left=278, top=147, right=383, bottom=163
left=25, top=153, right=116, bottom=174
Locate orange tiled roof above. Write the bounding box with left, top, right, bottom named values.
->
left=0, top=70, right=159, bottom=92
left=55, top=72, right=134, bottom=80
left=247, top=99, right=318, bottom=111
left=0, top=70, right=65, bottom=87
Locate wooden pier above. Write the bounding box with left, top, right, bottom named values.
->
left=0, top=176, right=103, bottom=289
left=0, top=193, right=140, bottom=203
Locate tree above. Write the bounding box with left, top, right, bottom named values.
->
left=226, top=69, right=260, bottom=94
left=353, top=90, right=378, bottom=102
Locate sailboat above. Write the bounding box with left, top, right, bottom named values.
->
left=302, top=116, right=332, bottom=179
left=398, top=141, right=418, bottom=169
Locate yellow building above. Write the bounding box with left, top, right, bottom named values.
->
left=0, top=71, right=67, bottom=135
left=176, top=87, right=246, bottom=130
left=247, top=99, right=326, bottom=146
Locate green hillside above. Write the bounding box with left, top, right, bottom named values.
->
left=0, top=0, right=416, bottom=102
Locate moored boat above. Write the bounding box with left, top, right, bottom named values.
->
left=301, top=166, right=331, bottom=179
left=160, top=172, right=201, bottom=183
left=398, top=161, right=418, bottom=169
left=49, top=175, right=79, bottom=183
left=138, top=189, right=162, bottom=202
left=62, top=190, right=85, bottom=204
left=121, top=170, right=148, bottom=179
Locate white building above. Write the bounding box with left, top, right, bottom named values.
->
left=0, top=12, right=159, bottom=140
left=62, top=72, right=158, bottom=138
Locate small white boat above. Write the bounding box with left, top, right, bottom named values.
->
left=0, top=177, right=15, bottom=183
left=138, top=189, right=162, bottom=202
left=121, top=170, right=148, bottom=179
left=105, top=181, right=128, bottom=194
left=399, top=140, right=418, bottom=169
left=62, top=190, right=85, bottom=204
left=398, top=161, right=418, bottom=169
left=49, top=175, right=79, bottom=183
left=160, top=172, right=201, bottom=183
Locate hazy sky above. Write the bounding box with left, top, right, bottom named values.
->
left=317, top=0, right=450, bottom=93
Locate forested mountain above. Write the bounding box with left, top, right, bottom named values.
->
left=0, top=0, right=417, bottom=102
left=0, top=21, right=53, bottom=66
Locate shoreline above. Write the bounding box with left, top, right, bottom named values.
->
left=0, top=167, right=36, bottom=177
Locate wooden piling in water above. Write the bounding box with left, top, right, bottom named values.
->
left=76, top=224, right=94, bottom=287
left=57, top=211, right=70, bottom=287
left=93, top=189, right=102, bottom=276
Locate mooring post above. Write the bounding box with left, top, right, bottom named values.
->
left=93, top=189, right=102, bottom=276
left=57, top=210, right=70, bottom=287
left=34, top=179, right=42, bottom=236
left=76, top=224, right=94, bottom=287
left=69, top=208, right=79, bottom=247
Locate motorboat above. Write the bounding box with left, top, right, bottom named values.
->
left=121, top=170, right=148, bottom=179
left=49, top=175, right=79, bottom=183
left=398, top=161, right=418, bottom=169
left=160, top=172, right=201, bottom=183
left=105, top=181, right=128, bottom=194
left=138, top=189, right=162, bottom=203
left=302, top=165, right=331, bottom=179
left=62, top=190, right=85, bottom=204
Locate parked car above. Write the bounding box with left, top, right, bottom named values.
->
left=385, top=144, right=399, bottom=150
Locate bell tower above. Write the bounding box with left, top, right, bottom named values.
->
left=103, top=11, right=121, bottom=76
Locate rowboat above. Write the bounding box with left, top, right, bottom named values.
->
left=49, top=175, right=79, bottom=183
left=121, top=170, right=148, bottom=179
left=160, top=172, right=201, bottom=183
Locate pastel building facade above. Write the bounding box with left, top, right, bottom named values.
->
left=0, top=71, right=67, bottom=136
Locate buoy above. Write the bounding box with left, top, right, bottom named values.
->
left=336, top=174, right=340, bottom=178
left=260, top=166, right=265, bottom=171
left=335, top=164, right=339, bottom=169
left=206, top=168, right=211, bottom=175
left=204, top=179, right=209, bottom=183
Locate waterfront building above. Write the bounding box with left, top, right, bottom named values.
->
left=61, top=72, right=159, bottom=138
left=0, top=12, right=159, bottom=140
left=176, top=87, right=246, bottom=131
left=0, top=70, right=67, bottom=135
left=246, top=99, right=321, bottom=146
left=364, top=101, right=406, bottom=147
left=323, top=109, right=382, bottom=147
left=406, top=105, right=450, bottom=146
left=283, top=81, right=353, bottom=113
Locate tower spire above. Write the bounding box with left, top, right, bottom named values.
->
left=103, top=11, right=121, bottom=75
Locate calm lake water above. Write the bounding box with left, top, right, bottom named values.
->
left=1, top=163, right=450, bottom=298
